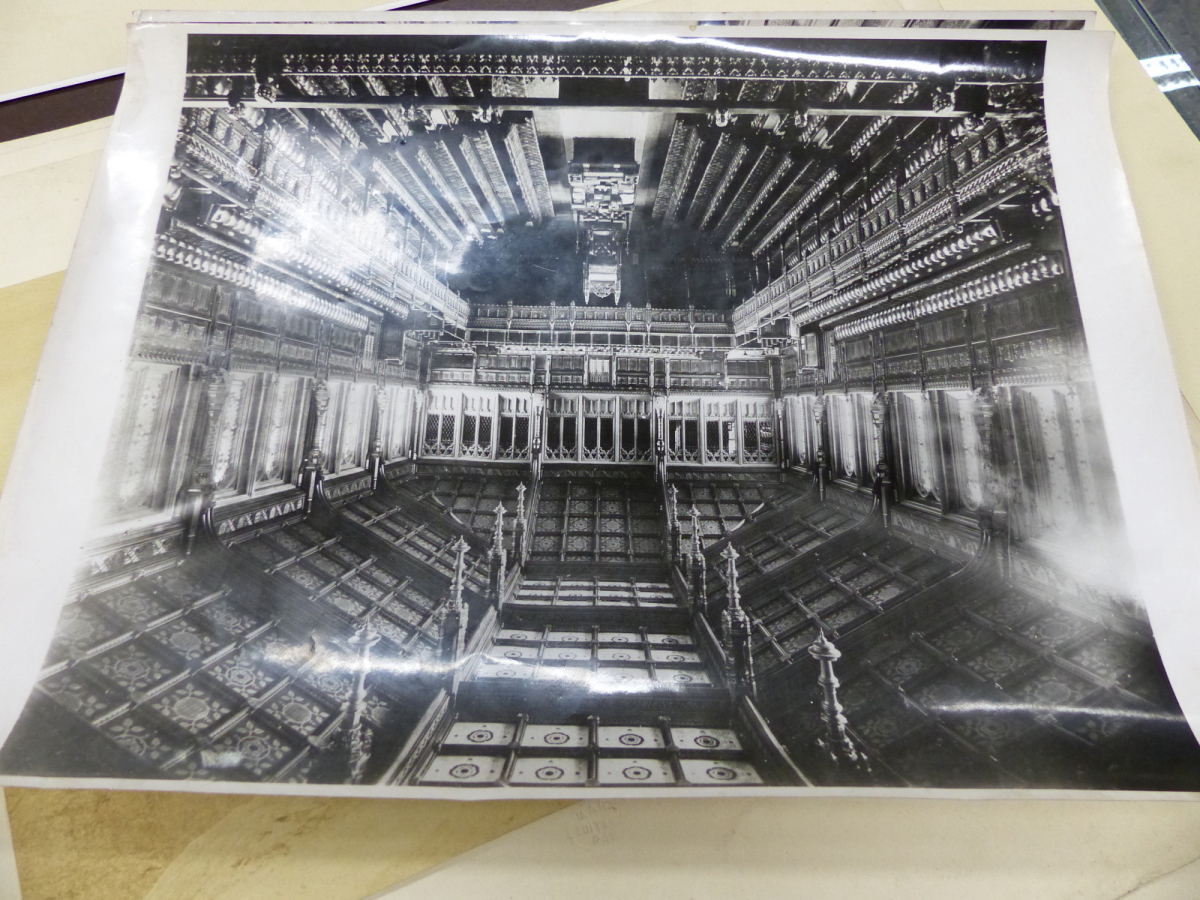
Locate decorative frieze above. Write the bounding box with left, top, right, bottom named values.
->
left=154, top=235, right=371, bottom=331
left=77, top=531, right=183, bottom=592
left=325, top=475, right=374, bottom=500
left=214, top=494, right=306, bottom=534
left=213, top=46, right=1042, bottom=85
left=831, top=254, right=1065, bottom=341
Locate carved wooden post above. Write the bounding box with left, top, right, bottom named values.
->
left=652, top=394, right=668, bottom=484
left=530, top=391, right=545, bottom=487
left=440, top=537, right=470, bottom=696
left=774, top=397, right=787, bottom=469
left=488, top=502, right=508, bottom=609
left=183, top=367, right=230, bottom=554
left=808, top=632, right=867, bottom=770
left=689, top=506, right=707, bottom=615
left=870, top=392, right=893, bottom=526
left=368, top=384, right=387, bottom=491
left=410, top=390, right=427, bottom=461
left=668, top=484, right=682, bottom=566
left=680, top=519, right=693, bottom=582
left=300, top=380, right=330, bottom=514
left=719, top=545, right=756, bottom=701
left=513, top=483, right=528, bottom=564
left=346, top=621, right=382, bottom=784
left=812, top=394, right=828, bottom=501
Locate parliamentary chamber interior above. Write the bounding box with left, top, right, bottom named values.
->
left=5, top=29, right=1198, bottom=793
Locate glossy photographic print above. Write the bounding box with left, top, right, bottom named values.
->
left=2, top=17, right=1199, bottom=797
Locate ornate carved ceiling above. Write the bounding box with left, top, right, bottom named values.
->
left=176, top=34, right=1048, bottom=315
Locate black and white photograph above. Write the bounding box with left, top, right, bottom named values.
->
left=2, top=18, right=1199, bottom=796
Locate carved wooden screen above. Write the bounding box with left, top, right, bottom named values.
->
left=381, top=384, right=416, bottom=462
left=619, top=398, right=653, bottom=462
left=667, top=399, right=701, bottom=463
left=211, top=372, right=259, bottom=496
left=497, top=394, right=531, bottom=460
left=741, top=398, right=776, bottom=464
left=827, top=393, right=864, bottom=483
left=328, top=381, right=373, bottom=474
left=894, top=391, right=941, bottom=504
left=460, top=393, right=496, bottom=459
left=254, top=375, right=306, bottom=489
left=1010, top=385, right=1094, bottom=537
left=946, top=391, right=985, bottom=512
left=783, top=394, right=813, bottom=469
left=615, top=356, right=650, bottom=389
left=704, top=399, right=738, bottom=464
left=581, top=397, right=617, bottom=461
left=549, top=355, right=584, bottom=388
left=545, top=396, right=579, bottom=461
left=422, top=392, right=457, bottom=457
left=586, top=357, right=612, bottom=386
left=105, top=361, right=191, bottom=521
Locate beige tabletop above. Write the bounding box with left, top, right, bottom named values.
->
left=2, top=2, right=1200, bottom=899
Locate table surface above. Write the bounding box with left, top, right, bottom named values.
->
left=3, top=2, right=1200, bottom=899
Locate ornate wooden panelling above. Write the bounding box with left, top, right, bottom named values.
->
left=398, top=473, right=527, bottom=545
left=699, top=492, right=857, bottom=584
left=734, top=526, right=961, bottom=672
left=670, top=476, right=805, bottom=549
left=9, top=511, right=450, bottom=782
left=338, top=494, right=488, bottom=592
left=531, top=478, right=663, bottom=565
left=762, top=571, right=1200, bottom=790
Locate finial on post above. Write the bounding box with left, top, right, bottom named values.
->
left=368, top=384, right=387, bottom=491
left=488, top=503, right=508, bottom=609
left=183, top=367, right=228, bottom=547
left=870, top=393, right=892, bottom=526
left=451, top=536, right=470, bottom=611
left=721, top=544, right=741, bottom=612
left=813, top=395, right=828, bottom=501
left=689, top=506, right=707, bottom=614
left=300, top=380, right=330, bottom=514
left=491, top=501, right=506, bottom=553
left=441, top=537, right=471, bottom=695
left=719, top=544, right=755, bottom=701
left=299, top=446, right=324, bottom=514
left=808, top=632, right=869, bottom=771
left=668, top=484, right=683, bottom=565
left=514, top=484, right=528, bottom=563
